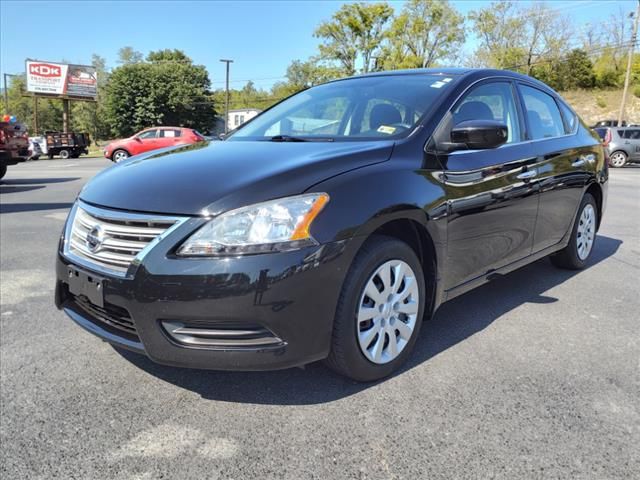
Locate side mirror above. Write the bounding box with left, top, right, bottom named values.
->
left=134, top=137, right=142, bottom=142
left=218, top=133, right=227, bottom=140
left=443, top=120, right=508, bottom=152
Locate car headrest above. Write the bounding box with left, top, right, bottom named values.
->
left=454, top=101, right=495, bottom=124
left=370, top=104, right=402, bottom=131
left=527, top=110, right=546, bottom=138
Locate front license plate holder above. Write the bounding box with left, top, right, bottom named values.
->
left=67, top=266, right=105, bottom=308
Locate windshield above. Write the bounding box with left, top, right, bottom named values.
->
left=228, top=74, right=459, bottom=142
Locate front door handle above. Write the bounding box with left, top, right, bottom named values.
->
left=571, top=159, right=586, bottom=167
left=517, top=169, right=537, bottom=180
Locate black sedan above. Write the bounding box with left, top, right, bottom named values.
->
left=55, top=68, right=608, bottom=381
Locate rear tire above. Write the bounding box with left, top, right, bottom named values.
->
left=609, top=151, right=627, bottom=168
left=325, top=235, right=426, bottom=382
left=551, top=193, right=598, bottom=270
left=59, top=149, right=70, bottom=160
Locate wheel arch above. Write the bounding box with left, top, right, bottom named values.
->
left=585, top=181, right=603, bottom=230
left=362, top=215, right=439, bottom=319
left=111, top=148, right=130, bottom=159
left=609, top=149, right=628, bottom=166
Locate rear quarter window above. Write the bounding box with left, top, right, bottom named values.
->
left=558, top=101, right=577, bottom=134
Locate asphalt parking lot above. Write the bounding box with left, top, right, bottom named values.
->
left=1, top=157, right=639, bottom=479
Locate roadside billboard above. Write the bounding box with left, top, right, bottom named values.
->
left=25, top=60, right=97, bottom=99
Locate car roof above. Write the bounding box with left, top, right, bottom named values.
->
left=330, top=68, right=557, bottom=95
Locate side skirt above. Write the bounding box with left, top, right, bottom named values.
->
left=442, top=238, right=569, bottom=303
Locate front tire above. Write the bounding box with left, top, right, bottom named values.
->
left=609, top=151, right=627, bottom=168
left=112, top=149, right=129, bottom=162
left=325, top=236, right=426, bottom=381
left=551, top=193, right=598, bottom=270
left=59, top=149, right=70, bottom=160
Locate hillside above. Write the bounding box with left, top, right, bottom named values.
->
left=561, top=89, right=640, bottom=126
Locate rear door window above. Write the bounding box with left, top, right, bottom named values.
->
left=520, top=85, right=565, bottom=140
left=160, top=129, right=181, bottom=138
left=622, top=129, right=640, bottom=139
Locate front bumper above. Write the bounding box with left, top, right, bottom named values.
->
left=0, top=148, right=28, bottom=166
left=55, top=232, right=357, bottom=371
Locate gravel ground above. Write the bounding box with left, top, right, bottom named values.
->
left=1, top=158, right=639, bottom=479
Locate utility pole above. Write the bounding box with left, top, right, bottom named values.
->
left=3, top=73, right=9, bottom=112
left=62, top=99, right=70, bottom=133
left=220, top=59, right=233, bottom=134
left=618, top=0, right=640, bottom=127
left=33, top=97, right=38, bottom=134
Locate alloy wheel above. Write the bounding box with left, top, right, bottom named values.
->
left=114, top=151, right=129, bottom=162
left=576, top=204, right=595, bottom=260
left=610, top=152, right=627, bottom=168
left=356, top=260, right=420, bottom=364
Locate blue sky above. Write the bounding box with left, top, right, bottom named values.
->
left=0, top=0, right=636, bottom=90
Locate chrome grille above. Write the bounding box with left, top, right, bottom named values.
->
left=64, top=202, right=187, bottom=276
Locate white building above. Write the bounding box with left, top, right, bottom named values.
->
left=228, top=108, right=261, bottom=131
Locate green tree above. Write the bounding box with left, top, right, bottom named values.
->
left=0, top=75, right=63, bottom=133
left=520, top=2, right=570, bottom=75
left=270, top=59, right=343, bottom=101
left=314, top=2, right=394, bottom=75
left=531, top=49, right=596, bottom=91
left=71, top=54, right=110, bottom=141
left=117, top=46, right=143, bottom=65
left=104, top=50, right=214, bottom=137
left=469, top=1, right=569, bottom=73
left=380, top=0, right=465, bottom=70
left=468, top=1, right=527, bottom=70
left=146, top=49, right=191, bottom=63
left=564, top=49, right=596, bottom=90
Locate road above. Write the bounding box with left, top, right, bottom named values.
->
left=1, top=158, right=639, bottom=479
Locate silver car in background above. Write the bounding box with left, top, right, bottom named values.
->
left=594, top=127, right=640, bottom=167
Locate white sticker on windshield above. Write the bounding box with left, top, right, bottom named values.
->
left=430, top=81, right=445, bottom=88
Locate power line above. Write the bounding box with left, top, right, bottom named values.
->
left=504, top=39, right=638, bottom=70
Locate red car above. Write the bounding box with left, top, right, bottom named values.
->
left=104, top=127, right=205, bottom=162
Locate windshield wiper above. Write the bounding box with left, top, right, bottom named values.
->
left=268, top=135, right=334, bottom=142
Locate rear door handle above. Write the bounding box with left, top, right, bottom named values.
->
left=517, top=169, right=537, bottom=180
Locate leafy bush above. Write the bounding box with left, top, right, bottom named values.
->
left=596, top=96, right=607, bottom=108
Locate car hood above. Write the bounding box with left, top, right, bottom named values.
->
left=105, top=138, right=130, bottom=148
left=80, top=140, right=394, bottom=216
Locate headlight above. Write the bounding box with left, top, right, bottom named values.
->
left=177, top=193, right=329, bottom=256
